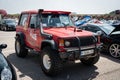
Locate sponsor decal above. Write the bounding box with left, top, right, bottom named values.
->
left=30, top=30, right=37, bottom=40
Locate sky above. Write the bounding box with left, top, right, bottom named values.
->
left=0, top=0, right=120, bottom=14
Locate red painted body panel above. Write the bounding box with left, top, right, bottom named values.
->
left=16, top=10, right=95, bottom=52
left=16, top=26, right=44, bottom=51
left=44, top=27, right=93, bottom=38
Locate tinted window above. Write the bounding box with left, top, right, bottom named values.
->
left=4, top=19, right=15, bottom=23
left=82, top=25, right=100, bottom=33
left=88, top=26, right=100, bottom=33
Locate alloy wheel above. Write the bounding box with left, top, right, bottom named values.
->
left=109, top=44, right=120, bottom=58
left=43, top=54, right=51, bottom=70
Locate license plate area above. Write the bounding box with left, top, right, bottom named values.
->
left=81, top=49, right=94, bottom=56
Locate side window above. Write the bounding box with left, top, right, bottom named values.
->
left=19, top=14, right=28, bottom=26
left=91, top=26, right=100, bottom=33
left=87, top=26, right=100, bottom=33
left=82, top=26, right=89, bottom=30
left=30, top=14, right=37, bottom=28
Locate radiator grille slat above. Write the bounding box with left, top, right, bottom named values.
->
left=64, top=36, right=95, bottom=48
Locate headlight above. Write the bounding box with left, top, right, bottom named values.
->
left=65, top=41, right=71, bottom=47
left=1, top=67, right=12, bottom=80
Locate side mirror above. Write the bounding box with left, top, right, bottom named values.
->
left=0, top=44, right=7, bottom=49
left=30, top=24, right=35, bottom=28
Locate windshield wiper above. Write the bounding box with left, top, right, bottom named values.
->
left=62, top=23, right=69, bottom=30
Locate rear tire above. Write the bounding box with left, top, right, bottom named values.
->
left=40, top=47, right=62, bottom=76
left=15, top=38, right=28, bottom=58
left=1, top=26, right=4, bottom=31
left=80, top=54, right=100, bottom=65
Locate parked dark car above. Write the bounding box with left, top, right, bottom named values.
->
left=0, top=19, right=17, bottom=31
left=79, top=23, right=120, bottom=58
left=111, top=20, right=120, bottom=28
left=0, top=44, right=17, bottom=80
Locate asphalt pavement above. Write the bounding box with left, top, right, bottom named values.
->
left=0, top=31, right=120, bottom=80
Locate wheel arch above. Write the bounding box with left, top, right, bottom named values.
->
left=41, top=40, right=58, bottom=50
left=108, top=41, right=120, bottom=50
left=15, top=32, right=25, bottom=45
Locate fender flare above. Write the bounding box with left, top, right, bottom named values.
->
left=15, top=32, right=25, bottom=45
left=41, top=40, right=58, bottom=50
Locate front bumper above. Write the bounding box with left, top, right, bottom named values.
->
left=59, top=44, right=102, bottom=60
left=7, top=26, right=16, bottom=30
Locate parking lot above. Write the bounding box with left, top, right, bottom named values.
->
left=0, top=31, right=120, bottom=80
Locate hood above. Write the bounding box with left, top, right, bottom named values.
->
left=43, top=27, right=93, bottom=38
left=110, top=25, right=120, bottom=35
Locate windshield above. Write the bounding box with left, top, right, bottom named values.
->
left=99, top=25, right=115, bottom=35
left=41, top=14, right=74, bottom=27
left=4, top=19, right=15, bottom=23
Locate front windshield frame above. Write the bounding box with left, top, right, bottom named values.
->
left=41, top=14, right=74, bottom=28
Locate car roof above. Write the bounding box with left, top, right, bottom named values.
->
left=21, top=10, right=71, bottom=14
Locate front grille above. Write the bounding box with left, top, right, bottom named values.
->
left=64, top=36, right=96, bottom=48
left=80, top=36, right=95, bottom=46
left=8, top=25, right=15, bottom=28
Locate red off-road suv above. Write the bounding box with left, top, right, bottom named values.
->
left=15, top=9, right=101, bottom=76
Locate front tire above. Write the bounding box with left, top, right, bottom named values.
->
left=80, top=54, right=100, bottom=65
left=4, top=26, right=7, bottom=31
left=109, top=43, right=120, bottom=58
left=15, top=38, right=28, bottom=58
left=40, top=47, right=62, bottom=76
left=1, top=26, right=4, bottom=31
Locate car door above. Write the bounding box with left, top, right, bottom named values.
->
left=28, top=14, right=43, bottom=50
left=17, top=13, right=31, bottom=46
